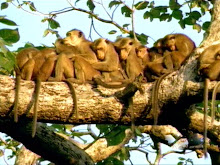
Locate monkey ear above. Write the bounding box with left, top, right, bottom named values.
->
left=78, top=31, right=83, bottom=37
left=105, top=39, right=110, bottom=44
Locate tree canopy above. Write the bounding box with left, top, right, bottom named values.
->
left=0, top=0, right=219, bottom=165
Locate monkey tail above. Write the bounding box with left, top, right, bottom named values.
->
left=64, top=80, right=78, bottom=120
left=13, top=74, right=21, bottom=123
left=152, top=73, right=171, bottom=125
left=32, top=79, right=41, bottom=138
left=211, top=81, right=220, bottom=126
left=203, top=78, right=209, bottom=158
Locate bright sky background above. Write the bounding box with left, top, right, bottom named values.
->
left=1, top=0, right=212, bottom=164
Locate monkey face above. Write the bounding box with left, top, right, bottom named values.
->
left=136, top=47, right=148, bottom=59
left=119, top=48, right=129, bottom=60
left=96, top=48, right=105, bottom=61
left=64, top=30, right=84, bottom=46
left=164, top=35, right=176, bottom=51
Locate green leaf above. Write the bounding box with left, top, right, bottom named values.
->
left=143, top=11, right=151, bottom=19
left=23, top=1, right=36, bottom=11
left=184, top=17, right=196, bottom=25
left=190, top=11, right=201, bottom=20
left=87, top=0, right=95, bottom=11
left=0, top=28, right=20, bottom=44
left=193, top=24, right=201, bottom=32
left=29, top=2, right=36, bottom=11
left=150, top=8, right=160, bottom=18
left=169, top=0, right=181, bottom=10
left=96, top=125, right=128, bottom=146
left=121, top=5, right=132, bottom=17
left=178, top=19, right=185, bottom=29
left=160, top=13, right=170, bottom=21
left=178, top=157, right=185, bottom=161
left=172, top=9, right=182, bottom=20
left=48, top=19, right=60, bottom=29
left=134, top=1, right=149, bottom=10
left=137, top=33, right=148, bottom=45
left=1, top=2, right=8, bottom=10
left=109, top=1, right=121, bottom=9
left=108, top=30, right=117, bottom=34
left=0, top=149, right=4, bottom=157
left=0, top=18, right=17, bottom=26
left=202, top=21, right=210, bottom=31
left=200, top=1, right=210, bottom=12
left=123, top=24, right=130, bottom=28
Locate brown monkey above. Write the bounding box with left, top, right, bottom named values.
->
left=91, top=38, right=125, bottom=82
left=114, top=38, right=143, bottom=83
left=63, top=29, right=98, bottom=64
left=136, top=45, right=150, bottom=69
left=198, top=44, right=220, bottom=157
left=14, top=47, right=57, bottom=137
left=163, top=33, right=195, bottom=70
left=53, top=38, right=101, bottom=84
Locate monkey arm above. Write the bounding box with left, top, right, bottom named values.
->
left=92, top=61, right=118, bottom=72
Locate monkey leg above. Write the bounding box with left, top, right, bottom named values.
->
left=163, top=51, right=174, bottom=71
left=21, top=59, right=35, bottom=80
left=54, top=54, right=69, bottom=81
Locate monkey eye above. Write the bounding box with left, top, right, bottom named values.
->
left=129, top=42, right=133, bottom=45
left=66, top=32, right=71, bottom=37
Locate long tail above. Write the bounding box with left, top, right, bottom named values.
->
left=203, top=78, right=209, bottom=158
left=13, top=74, right=21, bottom=123
left=152, top=73, right=171, bottom=125
left=64, top=80, right=78, bottom=120
left=32, top=79, right=41, bottom=138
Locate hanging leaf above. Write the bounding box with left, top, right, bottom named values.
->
left=193, top=24, right=201, bottom=32
left=0, top=18, right=17, bottom=26
left=48, top=19, right=60, bottom=29
left=109, top=1, right=122, bottom=9
left=121, top=5, right=132, bottom=17
left=169, top=0, right=181, bottom=10
left=87, top=0, right=95, bottom=11
left=202, top=21, right=211, bottom=31
left=108, top=30, right=117, bottom=34
left=172, top=9, right=183, bottom=20
left=1, top=2, right=8, bottom=10
left=134, top=1, right=149, bottom=10
left=0, top=28, right=20, bottom=44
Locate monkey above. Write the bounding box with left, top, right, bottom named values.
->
left=149, top=34, right=195, bottom=126
left=143, top=48, right=173, bottom=82
left=52, top=38, right=101, bottom=84
left=199, top=44, right=220, bottom=74
left=14, top=47, right=57, bottom=137
left=91, top=38, right=126, bottom=82
left=114, top=38, right=144, bottom=83
left=63, top=29, right=98, bottom=64
left=198, top=44, right=220, bottom=157
left=163, top=33, right=195, bottom=70
left=136, top=45, right=150, bottom=69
